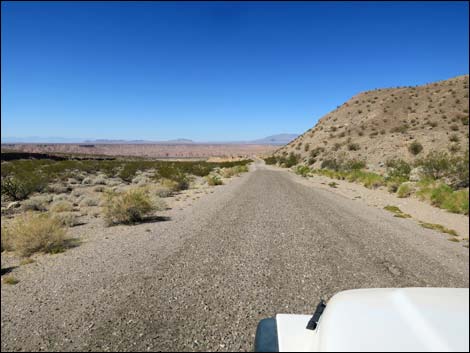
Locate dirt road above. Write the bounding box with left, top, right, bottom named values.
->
left=1, top=163, right=468, bottom=351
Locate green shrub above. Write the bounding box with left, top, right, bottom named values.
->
left=408, top=141, right=423, bottom=155
left=103, top=188, right=156, bottom=225
left=206, top=174, right=223, bottom=186
left=441, top=189, right=469, bottom=215
left=397, top=183, right=414, bottom=198
left=414, top=151, right=469, bottom=187
left=1, top=173, right=48, bottom=201
left=263, top=156, right=278, bottom=165
left=294, top=165, right=310, bottom=177
left=310, top=147, right=325, bottom=158
left=386, top=159, right=411, bottom=180
left=361, top=172, right=385, bottom=189
left=343, top=159, right=366, bottom=170
left=416, top=151, right=452, bottom=180
left=321, top=159, right=341, bottom=171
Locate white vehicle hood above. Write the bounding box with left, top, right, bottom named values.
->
left=276, top=287, right=469, bottom=352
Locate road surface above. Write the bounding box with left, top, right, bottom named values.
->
left=1, top=163, right=468, bottom=351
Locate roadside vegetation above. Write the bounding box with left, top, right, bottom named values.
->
left=1, top=153, right=252, bottom=260
left=265, top=150, right=469, bottom=215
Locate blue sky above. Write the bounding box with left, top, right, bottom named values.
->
left=1, top=1, right=469, bottom=141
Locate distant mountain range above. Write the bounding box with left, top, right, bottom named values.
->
left=1, top=134, right=298, bottom=146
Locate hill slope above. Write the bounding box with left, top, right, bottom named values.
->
left=276, top=75, right=469, bottom=170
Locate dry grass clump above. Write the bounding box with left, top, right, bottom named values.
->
left=22, top=194, right=53, bottom=211
left=383, top=205, right=411, bottom=218
left=153, top=186, right=173, bottom=198
left=397, top=182, right=414, bottom=198
left=50, top=200, right=74, bottom=213
left=206, top=174, right=223, bottom=186
left=102, top=188, right=157, bottom=225
left=79, top=197, right=99, bottom=207
left=52, top=211, right=81, bottom=227
left=71, top=188, right=85, bottom=197
left=1, top=212, right=68, bottom=257
left=48, top=183, right=70, bottom=194
left=3, top=276, right=19, bottom=285
left=419, top=222, right=459, bottom=236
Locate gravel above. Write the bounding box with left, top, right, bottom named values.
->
left=1, top=162, right=468, bottom=351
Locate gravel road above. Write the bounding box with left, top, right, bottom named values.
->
left=1, top=162, right=468, bottom=352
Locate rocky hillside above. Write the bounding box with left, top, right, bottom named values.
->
left=276, top=75, right=469, bottom=170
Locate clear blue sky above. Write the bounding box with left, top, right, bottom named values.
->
left=1, top=1, right=469, bottom=141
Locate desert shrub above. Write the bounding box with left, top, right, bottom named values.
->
left=424, top=184, right=469, bottom=215
left=282, top=153, right=301, bottom=167
left=452, top=150, right=469, bottom=188
left=2, top=212, right=67, bottom=257
left=416, top=152, right=451, bottom=179
left=440, top=189, right=469, bottom=215
left=386, top=159, right=411, bottom=180
left=448, top=144, right=461, bottom=153
left=1, top=173, right=48, bottom=201
left=391, top=125, right=409, bottom=133
left=79, top=197, right=99, bottom=207
left=264, top=156, right=278, bottom=165
left=71, top=188, right=85, bottom=197
left=93, top=175, right=107, bottom=185
left=48, top=183, right=70, bottom=194
left=103, top=188, right=156, bottom=225
left=387, top=180, right=401, bottom=193
left=343, top=159, right=366, bottom=170
left=206, top=174, right=223, bottom=186
left=52, top=212, right=80, bottom=227
left=93, top=185, right=106, bottom=192
left=408, top=141, right=423, bottom=155
left=22, top=195, right=52, bottom=211
left=397, top=183, right=414, bottom=198
left=118, top=163, right=145, bottom=182
left=50, top=200, right=74, bottom=213
left=348, top=143, right=360, bottom=151
left=307, top=157, right=317, bottom=165
left=415, top=151, right=469, bottom=187
left=321, top=159, right=341, bottom=171
left=309, top=147, right=325, bottom=158
left=294, top=165, right=310, bottom=177
left=219, top=167, right=238, bottom=178
left=345, top=170, right=385, bottom=189
left=81, top=177, right=93, bottom=185
left=461, top=116, right=469, bottom=126
left=153, top=186, right=173, bottom=198
left=450, top=124, right=459, bottom=131
left=173, top=174, right=190, bottom=191
left=233, top=165, right=249, bottom=174
left=1, top=224, right=13, bottom=252
left=449, top=134, right=460, bottom=143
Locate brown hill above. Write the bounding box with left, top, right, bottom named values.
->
left=276, top=75, right=469, bottom=170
